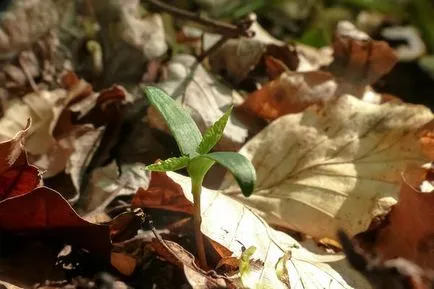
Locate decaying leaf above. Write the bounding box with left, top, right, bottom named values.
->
left=149, top=54, right=248, bottom=151
left=167, top=172, right=358, bottom=289
left=372, top=163, right=434, bottom=269
left=151, top=238, right=232, bottom=288
left=221, top=95, right=433, bottom=240
left=208, top=22, right=299, bottom=83
left=240, top=70, right=337, bottom=121
left=0, top=120, right=40, bottom=199
left=328, top=21, right=398, bottom=87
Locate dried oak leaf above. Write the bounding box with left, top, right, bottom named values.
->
left=240, top=70, right=337, bottom=121
left=221, top=95, right=433, bottom=240
left=372, top=163, right=434, bottom=270
left=328, top=21, right=398, bottom=87
left=150, top=54, right=248, bottom=151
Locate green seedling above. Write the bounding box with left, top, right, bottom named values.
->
left=144, top=87, right=256, bottom=269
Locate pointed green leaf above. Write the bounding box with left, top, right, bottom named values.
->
left=144, top=86, right=202, bottom=157
left=197, top=106, right=233, bottom=154
left=201, top=152, right=256, bottom=197
left=146, top=156, right=189, bottom=172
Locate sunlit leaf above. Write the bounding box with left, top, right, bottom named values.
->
left=146, top=156, right=189, bottom=172
left=144, top=86, right=202, bottom=157
left=197, top=106, right=233, bottom=154
left=201, top=152, right=256, bottom=197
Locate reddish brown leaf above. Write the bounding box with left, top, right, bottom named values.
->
left=328, top=21, right=398, bottom=86
left=0, top=187, right=111, bottom=260
left=0, top=152, right=40, bottom=200
left=132, top=171, right=194, bottom=215
left=0, top=121, right=40, bottom=200
left=240, top=70, right=337, bottom=121
left=373, top=164, right=434, bottom=270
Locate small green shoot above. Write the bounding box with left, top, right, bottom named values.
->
left=144, top=86, right=256, bottom=269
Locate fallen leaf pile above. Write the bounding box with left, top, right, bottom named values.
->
left=2, top=1, right=434, bottom=288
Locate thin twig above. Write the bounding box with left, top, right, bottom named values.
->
left=146, top=0, right=254, bottom=38
left=197, top=35, right=229, bottom=62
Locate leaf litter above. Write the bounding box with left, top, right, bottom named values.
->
left=1, top=0, right=434, bottom=288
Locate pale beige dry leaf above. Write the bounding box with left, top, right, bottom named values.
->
left=168, top=172, right=362, bottom=289
left=0, top=280, right=22, bottom=289
left=0, top=89, right=68, bottom=154
left=0, top=0, right=66, bottom=58
left=221, top=95, right=433, bottom=240
left=151, top=54, right=248, bottom=151
left=83, top=161, right=150, bottom=214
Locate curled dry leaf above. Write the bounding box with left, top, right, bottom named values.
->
left=167, top=172, right=358, bottom=289
left=0, top=120, right=40, bottom=199
left=328, top=21, right=398, bottom=88
left=151, top=238, right=232, bottom=288
left=149, top=54, right=248, bottom=151
left=372, top=163, right=434, bottom=269
left=240, top=70, right=337, bottom=121
left=208, top=22, right=299, bottom=83
left=221, top=95, right=433, bottom=240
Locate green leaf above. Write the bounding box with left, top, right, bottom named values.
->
left=201, top=152, right=256, bottom=197
left=240, top=246, right=256, bottom=277
left=197, top=106, right=233, bottom=155
left=144, top=86, right=202, bottom=157
left=146, top=156, right=189, bottom=172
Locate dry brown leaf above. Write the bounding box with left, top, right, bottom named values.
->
left=150, top=54, right=248, bottom=151
left=221, top=95, right=433, bottom=240
left=372, top=163, right=434, bottom=269
left=151, top=238, right=236, bottom=288
left=208, top=22, right=298, bottom=83
left=240, top=70, right=337, bottom=121
left=132, top=170, right=193, bottom=215
left=328, top=21, right=398, bottom=88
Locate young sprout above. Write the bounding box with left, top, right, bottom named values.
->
left=144, top=87, right=256, bottom=269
